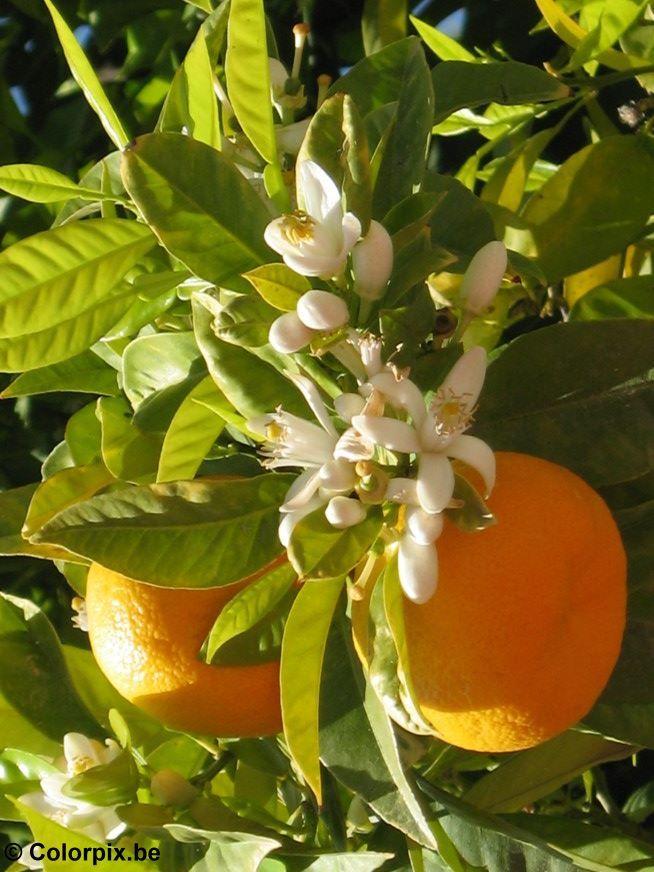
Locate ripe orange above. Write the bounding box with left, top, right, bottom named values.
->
left=86, top=563, right=283, bottom=738
left=403, top=451, right=627, bottom=752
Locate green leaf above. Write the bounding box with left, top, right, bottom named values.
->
left=44, top=0, right=129, bottom=148
left=158, top=29, right=221, bottom=149
left=362, top=0, right=407, bottom=55
left=568, top=0, right=649, bottom=69
left=244, top=263, right=311, bottom=311
left=62, top=749, right=138, bottom=807
left=410, top=15, right=475, bottom=61
left=0, top=163, right=118, bottom=204
left=570, top=276, right=654, bottom=321
left=280, top=576, right=345, bottom=802
left=432, top=61, right=570, bottom=124
left=157, top=376, right=226, bottom=482
left=214, top=294, right=278, bottom=348
left=23, top=464, right=114, bottom=538
left=225, top=0, right=277, bottom=164
left=373, top=40, right=433, bottom=218
left=297, top=94, right=373, bottom=233
left=521, top=137, right=654, bottom=283
left=0, top=219, right=154, bottom=372
left=122, top=331, right=204, bottom=409
left=98, top=396, right=163, bottom=483
left=1, top=351, right=118, bottom=398
left=320, top=613, right=437, bottom=848
left=121, top=133, right=273, bottom=286
left=623, top=781, right=654, bottom=823
left=193, top=295, right=310, bottom=419
left=426, top=174, right=495, bottom=264
left=463, top=731, right=635, bottom=813
left=0, top=594, right=100, bottom=747
left=205, top=561, right=296, bottom=661
left=0, top=484, right=74, bottom=562
left=288, top=506, right=383, bottom=580
left=0, top=748, right=59, bottom=820
left=474, top=320, right=654, bottom=490
left=167, top=824, right=280, bottom=872
left=32, top=474, right=292, bottom=588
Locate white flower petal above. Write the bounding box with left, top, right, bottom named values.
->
left=285, top=371, right=337, bottom=437
left=351, top=415, right=420, bottom=454
left=352, top=219, right=394, bottom=300
left=298, top=160, right=341, bottom=222
left=334, top=392, right=365, bottom=423
left=340, top=211, right=363, bottom=256
left=319, top=458, right=356, bottom=492
left=406, top=506, right=444, bottom=546
left=276, top=118, right=311, bottom=155
left=417, top=453, right=455, bottom=514
left=369, top=372, right=426, bottom=426
left=268, top=311, right=314, bottom=353
left=281, top=468, right=322, bottom=512
left=437, top=345, right=487, bottom=415
left=446, top=434, right=496, bottom=496
left=247, top=414, right=273, bottom=436
left=281, top=248, right=344, bottom=278
left=325, top=496, right=366, bottom=529
left=333, top=427, right=375, bottom=461
left=398, top=535, right=438, bottom=604
left=385, top=477, right=419, bottom=506
left=296, top=289, right=349, bottom=332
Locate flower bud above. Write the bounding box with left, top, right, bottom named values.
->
left=268, top=311, right=314, bottom=353
left=319, top=458, right=356, bottom=492
left=460, top=240, right=507, bottom=316
left=398, top=535, right=438, bottom=604
left=296, top=289, right=349, bottom=331
left=352, top=220, right=394, bottom=300
left=150, top=769, right=198, bottom=807
left=325, top=495, right=366, bottom=529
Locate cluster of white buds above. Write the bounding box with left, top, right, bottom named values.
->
left=264, top=159, right=394, bottom=298
left=19, top=733, right=126, bottom=858
left=268, top=289, right=349, bottom=353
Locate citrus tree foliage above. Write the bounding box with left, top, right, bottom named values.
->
left=0, top=0, right=653, bottom=870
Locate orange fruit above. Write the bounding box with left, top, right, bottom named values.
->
left=403, top=451, right=627, bottom=752
left=86, top=563, right=283, bottom=737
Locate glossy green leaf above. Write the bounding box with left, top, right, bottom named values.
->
left=474, top=320, right=654, bottom=489
left=63, top=749, right=138, bottom=807
left=463, top=732, right=635, bottom=813
left=157, top=377, right=226, bottom=482
left=44, top=0, right=128, bottom=148
left=122, top=331, right=204, bottom=409
left=158, top=29, right=220, bottom=148
left=363, top=0, right=407, bottom=55
left=426, top=174, right=495, bottom=264
left=65, top=402, right=103, bottom=466
left=432, top=61, right=570, bottom=124
left=1, top=351, right=118, bottom=398
left=570, top=276, right=654, bottom=321
left=521, top=137, right=654, bottom=282
left=568, top=0, right=649, bottom=69
left=0, top=594, right=100, bottom=747
left=320, top=614, right=437, bottom=848
left=193, top=295, right=309, bottom=419
left=289, top=506, right=383, bottom=580
left=410, top=15, right=475, bottom=61
left=214, top=294, right=278, bottom=348
left=206, top=560, right=295, bottom=662
left=0, top=219, right=154, bottom=372
left=0, top=163, right=118, bottom=204
left=0, top=749, right=59, bottom=820
left=280, top=576, right=345, bottom=802
left=98, top=397, right=163, bottom=483
left=23, top=464, right=114, bottom=538
left=121, top=133, right=273, bottom=285
left=0, top=484, right=74, bottom=562
left=244, top=263, right=311, bottom=311
left=167, top=824, right=280, bottom=872
left=32, top=474, right=292, bottom=588
left=225, top=0, right=277, bottom=164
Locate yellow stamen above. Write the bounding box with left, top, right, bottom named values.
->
left=280, top=211, right=316, bottom=245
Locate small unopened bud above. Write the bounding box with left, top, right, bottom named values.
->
left=325, top=495, right=366, bottom=529
left=319, top=458, right=356, bottom=492
left=460, top=241, right=507, bottom=316
left=292, top=23, right=310, bottom=79
left=296, top=289, right=349, bottom=331
left=269, top=311, right=314, bottom=353
left=352, top=220, right=394, bottom=301
left=406, top=506, right=444, bottom=546
left=150, top=769, right=198, bottom=807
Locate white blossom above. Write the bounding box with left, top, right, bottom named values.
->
left=19, top=733, right=125, bottom=854
left=460, top=240, right=507, bottom=316
left=264, top=160, right=361, bottom=278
